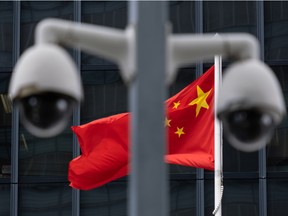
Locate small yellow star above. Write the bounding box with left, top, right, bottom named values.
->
left=173, top=101, right=181, bottom=109
left=164, top=117, right=171, bottom=127
left=189, top=85, right=212, bottom=117
left=175, top=127, right=185, bottom=138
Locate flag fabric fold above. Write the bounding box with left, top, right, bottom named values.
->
left=69, top=66, right=215, bottom=190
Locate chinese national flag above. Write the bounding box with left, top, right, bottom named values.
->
left=68, top=66, right=214, bottom=190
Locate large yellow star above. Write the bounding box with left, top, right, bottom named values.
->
left=175, top=127, right=185, bottom=138
left=189, top=85, right=212, bottom=117
left=164, top=117, right=171, bottom=127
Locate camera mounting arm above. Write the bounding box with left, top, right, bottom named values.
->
left=35, top=18, right=260, bottom=85
left=167, top=33, right=260, bottom=84
left=35, top=18, right=135, bottom=83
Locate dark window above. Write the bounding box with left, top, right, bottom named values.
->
left=81, top=1, right=127, bottom=66
left=169, top=1, right=195, bottom=34
left=18, top=183, right=72, bottom=216
left=0, top=184, right=10, bottom=215
left=169, top=68, right=197, bottom=97
left=80, top=182, right=127, bottom=216
left=203, top=1, right=257, bottom=66
left=265, top=1, right=288, bottom=61
left=223, top=139, right=258, bottom=172
left=80, top=180, right=197, bottom=216
left=204, top=1, right=256, bottom=35
left=205, top=179, right=259, bottom=216
left=267, top=66, right=288, bottom=172
left=0, top=74, right=11, bottom=179
left=20, top=1, right=74, bottom=52
left=267, top=179, right=288, bottom=216
left=0, top=1, right=13, bottom=68
left=81, top=1, right=127, bottom=29
left=170, top=180, right=196, bottom=215
left=80, top=70, right=127, bottom=124
left=19, top=125, right=73, bottom=177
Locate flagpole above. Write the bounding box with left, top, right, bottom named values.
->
left=213, top=52, right=223, bottom=216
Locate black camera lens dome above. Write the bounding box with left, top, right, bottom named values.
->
left=18, top=92, right=75, bottom=137
left=225, top=109, right=274, bottom=143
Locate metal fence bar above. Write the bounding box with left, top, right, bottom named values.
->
left=256, top=1, right=267, bottom=216
left=195, top=2, right=204, bottom=215
left=11, top=1, right=20, bottom=216
left=72, top=1, right=81, bottom=216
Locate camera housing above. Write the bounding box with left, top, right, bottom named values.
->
left=9, top=44, right=83, bottom=137
left=217, top=59, right=286, bottom=152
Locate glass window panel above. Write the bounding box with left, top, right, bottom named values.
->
left=80, top=180, right=197, bottom=216
left=0, top=1, right=13, bottom=68
left=81, top=1, right=127, bottom=66
left=169, top=164, right=196, bottom=174
left=169, top=68, right=196, bottom=97
left=170, top=180, right=196, bottom=216
left=80, top=182, right=127, bottom=216
left=223, top=138, right=258, bottom=172
left=19, top=122, right=73, bottom=177
left=267, top=66, right=288, bottom=172
left=20, top=1, right=74, bottom=52
left=205, top=179, right=259, bottom=216
left=267, top=179, right=288, bottom=215
left=169, top=1, right=195, bottom=34
left=0, top=74, right=12, bottom=179
left=264, top=1, right=288, bottom=61
left=80, top=70, right=127, bottom=124
left=81, top=1, right=127, bottom=29
left=204, top=1, right=256, bottom=35
left=0, top=184, right=10, bottom=215
left=19, top=183, right=71, bottom=216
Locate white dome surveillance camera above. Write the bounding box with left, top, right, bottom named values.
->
left=217, top=59, right=286, bottom=152
left=9, top=44, right=83, bottom=138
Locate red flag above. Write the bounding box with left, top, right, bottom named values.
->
left=68, top=66, right=214, bottom=190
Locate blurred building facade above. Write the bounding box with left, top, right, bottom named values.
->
left=0, top=1, right=288, bottom=216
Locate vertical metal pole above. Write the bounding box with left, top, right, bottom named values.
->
left=195, top=2, right=204, bottom=216
left=72, top=1, right=81, bottom=216
left=256, top=1, right=267, bottom=216
left=11, top=1, right=20, bottom=216
left=128, top=1, right=168, bottom=216
left=214, top=55, right=223, bottom=216
left=196, top=169, right=204, bottom=216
